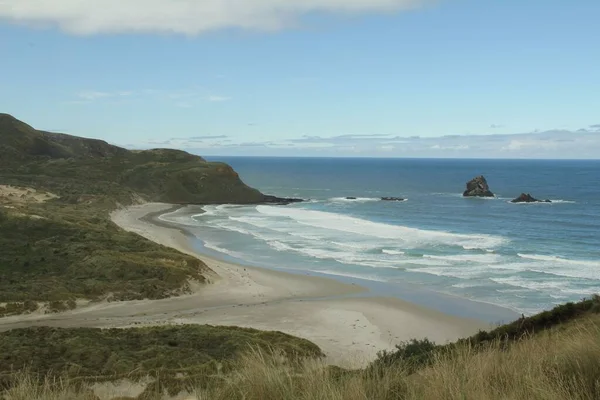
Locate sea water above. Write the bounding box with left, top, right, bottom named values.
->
left=160, top=158, right=600, bottom=316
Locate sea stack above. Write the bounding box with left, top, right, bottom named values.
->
left=463, top=175, right=495, bottom=197
left=511, top=193, right=551, bottom=203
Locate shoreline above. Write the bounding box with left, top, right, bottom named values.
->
left=0, top=203, right=494, bottom=367
left=114, top=203, right=493, bottom=365
left=158, top=204, right=520, bottom=324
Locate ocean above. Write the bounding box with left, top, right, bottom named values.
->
left=161, top=157, right=600, bottom=317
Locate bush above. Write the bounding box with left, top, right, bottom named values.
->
left=373, top=338, right=439, bottom=373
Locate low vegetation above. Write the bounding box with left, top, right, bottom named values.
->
left=2, top=310, right=600, bottom=400
left=0, top=201, right=208, bottom=311
left=0, top=113, right=266, bottom=310
left=0, top=325, right=322, bottom=391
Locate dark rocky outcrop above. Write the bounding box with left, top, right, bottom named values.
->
left=463, top=176, right=495, bottom=197
left=381, top=197, right=405, bottom=201
left=511, top=193, right=551, bottom=203
left=345, top=197, right=357, bottom=200
left=262, top=195, right=304, bottom=205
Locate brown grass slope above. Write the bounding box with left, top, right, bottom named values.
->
left=2, top=311, right=600, bottom=400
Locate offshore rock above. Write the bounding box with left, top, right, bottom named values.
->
left=463, top=176, right=495, bottom=197
left=511, top=193, right=551, bottom=203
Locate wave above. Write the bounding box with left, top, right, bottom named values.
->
left=263, top=239, right=397, bottom=269
left=309, top=270, right=388, bottom=283
left=203, top=242, right=245, bottom=259
left=158, top=213, right=199, bottom=227
left=331, top=241, right=379, bottom=251
left=408, top=266, right=489, bottom=279
left=423, top=253, right=502, bottom=263
left=517, top=253, right=599, bottom=267
left=329, top=197, right=380, bottom=203
left=528, top=268, right=600, bottom=281
left=382, top=249, right=406, bottom=255
left=508, top=199, right=575, bottom=205
left=491, top=277, right=600, bottom=297
left=462, top=245, right=495, bottom=253
left=255, top=205, right=507, bottom=249
left=490, top=276, right=584, bottom=293
left=452, top=282, right=483, bottom=289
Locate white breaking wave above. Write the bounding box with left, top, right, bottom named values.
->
left=382, top=249, right=406, bottom=255
left=255, top=205, right=507, bottom=249
left=508, top=199, right=575, bottom=205
left=529, top=268, right=600, bottom=281
left=266, top=240, right=399, bottom=269
left=423, top=253, right=502, bottom=263
left=491, top=277, right=577, bottom=292
left=329, top=197, right=380, bottom=203
left=518, top=253, right=599, bottom=267
left=462, top=245, right=495, bottom=253
left=331, top=241, right=379, bottom=251
left=310, top=270, right=388, bottom=283
left=452, top=282, right=483, bottom=289
left=491, top=277, right=600, bottom=297
left=159, top=212, right=199, bottom=226
left=408, top=266, right=490, bottom=279
left=203, top=242, right=245, bottom=259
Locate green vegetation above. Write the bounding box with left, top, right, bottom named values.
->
left=3, top=312, right=600, bottom=400
left=0, top=325, right=321, bottom=379
left=0, top=113, right=264, bottom=205
left=0, top=202, right=208, bottom=310
left=0, top=113, right=270, bottom=310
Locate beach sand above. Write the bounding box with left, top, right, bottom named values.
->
left=0, top=203, right=491, bottom=367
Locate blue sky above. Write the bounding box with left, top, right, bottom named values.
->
left=1, top=0, right=599, bottom=158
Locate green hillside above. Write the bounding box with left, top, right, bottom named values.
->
left=0, top=114, right=281, bottom=312
left=0, top=113, right=265, bottom=205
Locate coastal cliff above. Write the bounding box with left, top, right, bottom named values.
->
left=0, top=113, right=294, bottom=312
left=0, top=113, right=291, bottom=205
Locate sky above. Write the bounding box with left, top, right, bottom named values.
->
left=1, top=0, right=599, bottom=158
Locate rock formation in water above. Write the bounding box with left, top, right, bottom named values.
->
left=381, top=197, right=405, bottom=201
left=463, top=175, right=495, bottom=197
left=510, top=193, right=551, bottom=203
left=262, top=195, right=305, bottom=205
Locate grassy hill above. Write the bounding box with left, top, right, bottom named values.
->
left=0, top=113, right=280, bottom=313
left=0, top=113, right=265, bottom=205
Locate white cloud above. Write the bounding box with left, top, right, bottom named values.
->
left=76, top=90, right=133, bottom=101
left=501, top=139, right=559, bottom=152
left=77, top=91, right=111, bottom=100
left=207, top=95, right=231, bottom=102
left=431, top=144, right=470, bottom=150
left=0, top=0, right=432, bottom=35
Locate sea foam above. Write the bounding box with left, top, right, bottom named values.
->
left=254, top=205, right=506, bottom=249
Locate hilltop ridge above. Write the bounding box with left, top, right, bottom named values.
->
left=0, top=113, right=268, bottom=205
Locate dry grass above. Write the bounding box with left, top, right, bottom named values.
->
left=5, top=316, right=600, bottom=400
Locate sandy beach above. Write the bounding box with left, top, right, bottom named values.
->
left=0, top=203, right=490, bottom=367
